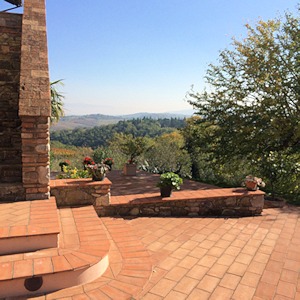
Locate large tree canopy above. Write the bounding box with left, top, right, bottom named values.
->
left=188, top=9, right=300, bottom=160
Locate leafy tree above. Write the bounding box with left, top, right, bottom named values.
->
left=143, top=131, right=192, bottom=177
left=50, top=80, right=65, bottom=124
left=186, top=9, right=300, bottom=197
left=112, top=133, right=150, bottom=163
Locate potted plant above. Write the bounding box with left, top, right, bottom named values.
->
left=83, top=156, right=95, bottom=169
left=86, top=163, right=109, bottom=181
left=59, top=160, right=70, bottom=172
left=103, top=157, right=114, bottom=170
left=157, top=172, right=183, bottom=197
left=120, top=136, right=149, bottom=176
left=244, top=175, right=265, bottom=191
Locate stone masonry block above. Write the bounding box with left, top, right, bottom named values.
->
left=250, top=196, right=264, bottom=208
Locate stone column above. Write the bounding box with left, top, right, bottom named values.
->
left=19, top=0, right=51, bottom=200
left=0, top=12, right=23, bottom=184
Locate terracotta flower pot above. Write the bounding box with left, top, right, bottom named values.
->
left=245, top=181, right=258, bottom=191
left=123, top=164, right=137, bottom=176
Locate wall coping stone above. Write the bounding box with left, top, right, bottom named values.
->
left=50, top=177, right=112, bottom=188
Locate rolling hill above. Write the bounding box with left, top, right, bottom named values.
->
left=50, top=111, right=193, bottom=131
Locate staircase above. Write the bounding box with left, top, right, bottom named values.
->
left=0, top=198, right=110, bottom=298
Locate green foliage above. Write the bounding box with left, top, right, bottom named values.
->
left=113, top=134, right=150, bottom=163
left=93, top=147, right=108, bottom=163
left=50, top=80, right=65, bottom=124
left=188, top=11, right=300, bottom=159
left=57, top=166, right=90, bottom=179
left=252, top=151, right=300, bottom=201
left=50, top=141, right=93, bottom=172
left=185, top=9, right=300, bottom=201
left=142, top=131, right=192, bottom=177
left=50, top=118, right=186, bottom=148
left=156, top=172, right=183, bottom=190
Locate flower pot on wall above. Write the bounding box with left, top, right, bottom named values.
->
left=245, top=181, right=258, bottom=191
left=160, top=186, right=172, bottom=197
left=92, top=174, right=105, bottom=181
left=123, top=164, right=137, bottom=176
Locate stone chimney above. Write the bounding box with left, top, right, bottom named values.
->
left=0, top=0, right=51, bottom=201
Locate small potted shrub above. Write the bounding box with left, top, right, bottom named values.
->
left=157, top=172, right=183, bottom=197
left=244, top=175, right=265, bottom=191
left=120, top=136, right=149, bottom=176
left=86, top=163, right=109, bottom=181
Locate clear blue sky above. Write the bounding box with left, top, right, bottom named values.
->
left=1, top=1, right=299, bottom=115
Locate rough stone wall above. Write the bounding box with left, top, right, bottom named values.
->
left=97, top=194, right=265, bottom=217
left=0, top=13, right=23, bottom=184
left=19, top=0, right=51, bottom=200
left=50, top=178, right=111, bottom=208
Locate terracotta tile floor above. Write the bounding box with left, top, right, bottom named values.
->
left=0, top=198, right=59, bottom=239
left=0, top=206, right=110, bottom=287
left=5, top=171, right=300, bottom=299
left=30, top=205, right=300, bottom=300
left=129, top=206, right=300, bottom=299
left=106, top=170, right=263, bottom=205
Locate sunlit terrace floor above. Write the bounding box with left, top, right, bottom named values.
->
left=105, top=171, right=300, bottom=299
left=107, top=170, right=220, bottom=205
left=2, top=171, right=300, bottom=299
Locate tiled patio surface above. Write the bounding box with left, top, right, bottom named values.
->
left=0, top=198, right=59, bottom=239
left=106, top=170, right=264, bottom=209
left=96, top=171, right=300, bottom=299
left=3, top=171, right=300, bottom=299
left=28, top=206, right=300, bottom=300
left=128, top=207, right=300, bottom=300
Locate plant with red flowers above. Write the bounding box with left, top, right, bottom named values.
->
left=83, top=156, right=95, bottom=170
left=103, top=157, right=114, bottom=168
left=83, top=156, right=95, bottom=165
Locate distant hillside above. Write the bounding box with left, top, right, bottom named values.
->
left=50, top=112, right=192, bottom=131
left=50, top=117, right=187, bottom=148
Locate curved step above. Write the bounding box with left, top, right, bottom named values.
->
left=20, top=217, right=153, bottom=300
left=0, top=206, right=110, bottom=298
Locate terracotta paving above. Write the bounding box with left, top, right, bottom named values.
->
left=1, top=205, right=110, bottom=298
left=21, top=205, right=300, bottom=300
left=0, top=198, right=60, bottom=255
left=0, top=198, right=59, bottom=239
left=128, top=207, right=300, bottom=299
left=21, top=217, right=153, bottom=300
left=106, top=170, right=264, bottom=208
left=2, top=171, right=300, bottom=299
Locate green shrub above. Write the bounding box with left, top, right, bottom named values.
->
left=156, top=172, right=183, bottom=190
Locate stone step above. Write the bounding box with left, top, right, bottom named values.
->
left=20, top=217, right=153, bottom=300
left=0, top=198, right=59, bottom=255
left=0, top=205, right=110, bottom=298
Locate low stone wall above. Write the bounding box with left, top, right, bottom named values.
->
left=50, top=178, right=111, bottom=208
left=0, top=183, right=25, bottom=202
left=97, top=192, right=264, bottom=217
